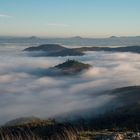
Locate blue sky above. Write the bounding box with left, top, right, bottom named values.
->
left=0, top=0, right=140, bottom=37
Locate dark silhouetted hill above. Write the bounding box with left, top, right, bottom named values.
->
left=75, top=45, right=140, bottom=53
left=24, top=44, right=84, bottom=56
left=47, top=60, right=91, bottom=75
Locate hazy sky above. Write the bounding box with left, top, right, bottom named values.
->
left=0, top=0, right=140, bottom=37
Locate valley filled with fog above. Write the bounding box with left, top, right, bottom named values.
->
left=0, top=42, right=140, bottom=124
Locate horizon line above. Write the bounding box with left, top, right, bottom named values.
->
left=0, top=35, right=140, bottom=39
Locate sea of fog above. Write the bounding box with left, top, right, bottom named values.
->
left=0, top=43, right=140, bottom=124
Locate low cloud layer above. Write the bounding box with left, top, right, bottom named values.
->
left=0, top=45, right=140, bottom=124
left=0, top=14, right=12, bottom=18
left=47, top=23, right=70, bottom=27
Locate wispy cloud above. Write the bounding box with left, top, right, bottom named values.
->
left=0, top=14, right=12, bottom=18
left=47, top=23, right=70, bottom=27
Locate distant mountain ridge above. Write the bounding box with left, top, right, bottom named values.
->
left=2, top=36, right=140, bottom=46
left=75, top=45, right=140, bottom=53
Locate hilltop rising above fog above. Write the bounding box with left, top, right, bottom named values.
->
left=24, top=44, right=140, bottom=57
left=24, top=44, right=84, bottom=56
left=46, top=60, right=91, bottom=75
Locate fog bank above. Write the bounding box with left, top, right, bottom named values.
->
left=0, top=44, right=140, bottom=124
